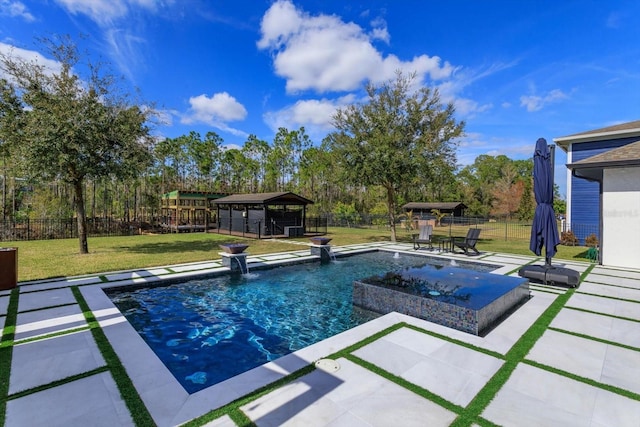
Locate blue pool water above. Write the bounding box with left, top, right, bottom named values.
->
left=107, top=251, right=496, bottom=393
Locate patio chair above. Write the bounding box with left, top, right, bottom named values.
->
left=452, top=228, right=481, bottom=255
left=412, top=225, right=433, bottom=250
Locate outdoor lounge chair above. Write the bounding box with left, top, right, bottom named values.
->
left=452, top=228, right=481, bottom=255
left=412, top=225, right=433, bottom=250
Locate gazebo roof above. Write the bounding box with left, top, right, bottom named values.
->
left=214, top=192, right=314, bottom=205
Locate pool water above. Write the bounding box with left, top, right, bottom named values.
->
left=107, top=251, right=496, bottom=393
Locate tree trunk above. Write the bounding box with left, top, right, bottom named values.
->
left=73, top=179, right=89, bottom=254
left=386, top=185, right=397, bottom=242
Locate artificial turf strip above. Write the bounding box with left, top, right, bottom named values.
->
left=449, top=287, right=576, bottom=427
left=181, top=364, right=316, bottom=427
left=403, top=323, right=505, bottom=360
left=564, top=306, right=640, bottom=324
left=71, top=286, right=156, bottom=427
left=6, top=366, right=110, bottom=401
left=548, top=326, right=640, bottom=353
left=574, top=291, right=640, bottom=304
left=13, top=326, right=91, bottom=345
left=325, top=322, right=407, bottom=359
left=0, top=288, right=20, bottom=427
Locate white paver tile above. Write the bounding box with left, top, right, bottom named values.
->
left=526, top=330, right=607, bottom=380
left=354, top=328, right=503, bottom=406
left=601, top=345, right=640, bottom=395
left=568, top=293, right=640, bottom=322
left=202, top=415, right=238, bottom=427
left=584, top=273, right=640, bottom=289
left=5, top=372, right=134, bottom=427
left=527, top=329, right=640, bottom=394
left=9, top=330, right=105, bottom=394
left=551, top=308, right=640, bottom=349
left=578, top=282, right=640, bottom=301
left=242, top=358, right=456, bottom=427
left=0, top=294, right=9, bottom=315
left=483, top=364, right=598, bottom=427
left=18, top=288, right=76, bottom=312
left=590, top=267, right=640, bottom=281
left=15, top=304, right=86, bottom=340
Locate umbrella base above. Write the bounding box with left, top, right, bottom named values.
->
left=518, top=264, right=580, bottom=288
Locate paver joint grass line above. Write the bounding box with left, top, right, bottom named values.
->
left=71, top=286, right=156, bottom=427
left=6, top=366, right=110, bottom=401
left=345, top=353, right=465, bottom=415
left=14, top=326, right=91, bottom=345
left=548, top=326, right=640, bottom=353
left=524, top=359, right=640, bottom=402
left=449, top=286, right=575, bottom=426
left=564, top=306, right=640, bottom=324
left=0, top=288, right=19, bottom=427
left=181, top=364, right=315, bottom=427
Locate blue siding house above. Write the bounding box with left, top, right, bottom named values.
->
left=554, top=120, right=640, bottom=243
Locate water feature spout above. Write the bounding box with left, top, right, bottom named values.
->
left=235, top=257, right=249, bottom=275
left=324, top=246, right=337, bottom=262
left=393, top=252, right=400, bottom=259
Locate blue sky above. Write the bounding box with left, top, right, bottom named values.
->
left=1, top=0, right=639, bottom=198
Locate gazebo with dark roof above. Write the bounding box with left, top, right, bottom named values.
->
left=214, top=192, right=314, bottom=238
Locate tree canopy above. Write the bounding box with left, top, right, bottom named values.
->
left=327, top=71, right=464, bottom=241
left=0, top=35, right=154, bottom=253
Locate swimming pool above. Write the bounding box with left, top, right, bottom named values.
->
left=107, top=251, right=497, bottom=393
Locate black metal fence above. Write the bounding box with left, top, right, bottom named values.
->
left=0, top=218, right=154, bottom=241
left=0, top=216, right=329, bottom=242
left=0, top=215, right=595, bottom=245
left=325, top=213, right=599, bottom=246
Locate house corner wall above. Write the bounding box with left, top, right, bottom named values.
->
left=601, top=167, right=640, bottom=269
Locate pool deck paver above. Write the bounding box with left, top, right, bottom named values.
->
left=2, top=242, right=640, bottom=426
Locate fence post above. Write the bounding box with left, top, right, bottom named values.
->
left=504, top=217, right=508, bottom=241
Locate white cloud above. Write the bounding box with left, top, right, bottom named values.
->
left=520, top=89, right=568, bottom=112
left=0, top=0, right=35, bottom=21
left=53, top=0, right=166, bottom=26
left=54, top=0, right=129, bottom=25
left=257, top=0, right=454, bottom=93
left=454, top=98, right=493, bottom=117
left=0, top=42, right=62, bottom=80
left=181, top=92, right=249, bottom=137
left=369, top=17, right=389, bottom=43
left=263, top=94, right=355, bottom=137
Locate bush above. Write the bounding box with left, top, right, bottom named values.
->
left=585, top=233, right=599, bottom=248
left=560, top=230, right=578, bottom=246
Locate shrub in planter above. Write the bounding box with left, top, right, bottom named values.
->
left=561, top=230, right=578, bottom=246
left=585, top=233, right=599, bottom=248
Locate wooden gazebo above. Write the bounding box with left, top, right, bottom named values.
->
left=214, top=192, right=314, bottom=238
left=160, top=190, right=229, bottom=232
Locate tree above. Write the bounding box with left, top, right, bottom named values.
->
left=327, top=71, right=464, bottom=241
left=0, top=36, right=154, bottom=253
left=490, top=164, right=524, bottom=219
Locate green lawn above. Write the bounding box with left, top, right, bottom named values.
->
left=4, top=226, right=591, bottom=282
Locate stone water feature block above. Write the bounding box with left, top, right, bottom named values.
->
left=353, top=273, right=530, bottom=336
left=310, top=245, right=332, bottom=262
left=220, top=253, right=248, bottom=272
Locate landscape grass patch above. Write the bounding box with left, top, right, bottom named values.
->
left=9, top=227, right=591, bottom=281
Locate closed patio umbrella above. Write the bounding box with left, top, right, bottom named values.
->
left=529, top=138, right=560, bottom=266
